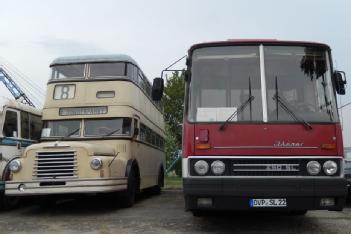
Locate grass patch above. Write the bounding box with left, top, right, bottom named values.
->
left=165, top=176, right=182, bottom=189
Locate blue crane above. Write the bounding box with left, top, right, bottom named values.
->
left=0, top=67, right=35, bottom=107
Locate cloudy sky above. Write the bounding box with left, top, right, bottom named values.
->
left=0, top=1, right=350, bottom=112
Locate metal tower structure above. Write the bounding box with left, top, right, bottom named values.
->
left=0, top=67, right=35, bottom=107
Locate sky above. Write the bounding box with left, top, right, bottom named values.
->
left=0, top=0, right=350, bottom=109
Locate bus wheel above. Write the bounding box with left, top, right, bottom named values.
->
left=120, top=169, right=138, bottom=208
left=152, top=168, right=164, bottom=195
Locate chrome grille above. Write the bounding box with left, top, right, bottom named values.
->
left=231, top=159, right=301, bottom=176
left=34, top=151, right=77, bottom=179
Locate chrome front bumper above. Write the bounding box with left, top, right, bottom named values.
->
left=5, top=177, right=127, bottom=196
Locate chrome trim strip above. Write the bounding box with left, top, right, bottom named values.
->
left=213, top=146, right=319, bottom=149
left=8, top=177, right=127, bottom=184
left=259, top=44, right=268, bottom=122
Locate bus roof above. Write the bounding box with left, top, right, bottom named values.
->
left=50, top=54, right=139, bottom=67
left=0, top=96, right=42, bottom=116
left=189, top=39, right=331, bottom=53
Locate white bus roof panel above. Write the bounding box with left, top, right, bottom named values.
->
left=0, top=96, right=42, bottom=116
left=50, top=54, right=139, bottom=67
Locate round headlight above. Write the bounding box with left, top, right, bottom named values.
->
left=194, top=160, right=209, bottom=175
left=9, top=159, right=21, bottom=173
left=323, top=160, right=338, bottom=175
left=211, top=160, right=225, bottom=175
left=90, top=158, right=103, bottom=170
left=306, top=161, right=321, bottom=175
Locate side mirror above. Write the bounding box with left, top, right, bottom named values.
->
left=133, top=127, right=139, bottom=137
left=334, top=71, right=347, bottom=95
left=152, top=77, right=164, bottom=101
left=184, top=70, right=191, bottom=82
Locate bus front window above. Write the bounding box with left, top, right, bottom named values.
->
left=89, top=63, right=126, bottom=78
left=265, top=46, right=338, bottom=122
left=42, top=120, right=81, bottom=137
left=51, top=64, right=85, bottom=80
left=188, top=46, right=262, bottom=122
left=84, top=118, right=132, bottom=137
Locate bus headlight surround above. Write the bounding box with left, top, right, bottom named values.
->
left=194, top=160, right=209, bottom=175
left=211, top=160, right=225, bottom=175
left=90, top=158, right=103, bottom=170
left=306, top=161, right=321, bottom=175
left=9, top=159, right=21, bottom=173
left=323, top=160, right=338, bottom=176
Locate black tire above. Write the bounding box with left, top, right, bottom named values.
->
left=120, top=169, right=138, bottom=208
left=152, top=168, right=164, bottom=195
left=0, top=192, right=20, bottom=210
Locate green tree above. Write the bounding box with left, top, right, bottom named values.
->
left=163, top=71, right=184, bottom=176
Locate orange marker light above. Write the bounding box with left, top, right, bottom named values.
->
left=321, top=144, right=336, bottom=150
left=196, top=143, right=211, bottom=150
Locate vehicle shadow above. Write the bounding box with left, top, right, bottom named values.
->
left=18, top=189, right=160, bottom=216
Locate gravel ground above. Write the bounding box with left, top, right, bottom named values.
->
left=0, top=190, right=351, bottom=234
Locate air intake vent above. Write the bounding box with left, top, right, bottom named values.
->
left=34, top=151, right=77, bottom=179
left=116, top=144, right=127, bottom=153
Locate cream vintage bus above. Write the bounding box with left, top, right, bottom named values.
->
left=5, top=54, right=165, bottom=207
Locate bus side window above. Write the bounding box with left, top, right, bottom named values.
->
left=30, top=114, right=42, bottom=140
left=133, top=119, right=139, bottom=138
left=127, top=64, right=138, bottom=83
left=140, top=123, right=147, bottom=142
left=3, top=110, right=18, bottom=137
left=21, top=111, right=30, bottom=139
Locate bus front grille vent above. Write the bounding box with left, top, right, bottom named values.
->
left=33, top=151, right=78, bottom=179
left=116, top=144, right=127, bottom=153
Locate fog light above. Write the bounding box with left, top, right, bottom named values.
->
left=197, top=198, right=212, bottom=208
left=323, top=160, right=338, bottom=176
left=211, top=160, right=225, bottom=175
left=90, top=158, right=103, bottom=170
left=194, top=160, right=209, bottom=175
left=306, top=161, right=321, bottom=175
left=320, top=198, right=335, bottom=207
left=9, top=159, right=21, bottom=173
left=18, top=184, right=26, bottom=192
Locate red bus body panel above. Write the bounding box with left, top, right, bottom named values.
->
left=183, top=123, right=343, bottom=157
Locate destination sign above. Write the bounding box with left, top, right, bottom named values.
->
left=59, top=106, right=108, bottom=116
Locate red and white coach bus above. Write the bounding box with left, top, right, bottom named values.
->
left=180, top=40, right=347, bottom=214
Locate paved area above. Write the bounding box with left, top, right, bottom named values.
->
left=0, top=190, right=351, bottom=233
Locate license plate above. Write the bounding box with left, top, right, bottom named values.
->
left=249, top=198, right=287, bottom=208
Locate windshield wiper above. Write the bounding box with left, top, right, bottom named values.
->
left=273, top=76, right=312, bottom=130
left=219, top=95, right=255, bottom=131
left=58, top=128, right=80, bottom=140
left=273, top=94, right=312, bottom=130
left=104, top=128, right=120, bottom=136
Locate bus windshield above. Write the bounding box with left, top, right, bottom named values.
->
left=188, top=45, right=338, bottom=123
left=51, top=64, right=85, bottom=79
left=41, top=118, right=132, bottom=138
left=51, top=62, right=126, bottom=80
left=84, top=118, right=132, bottom=136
